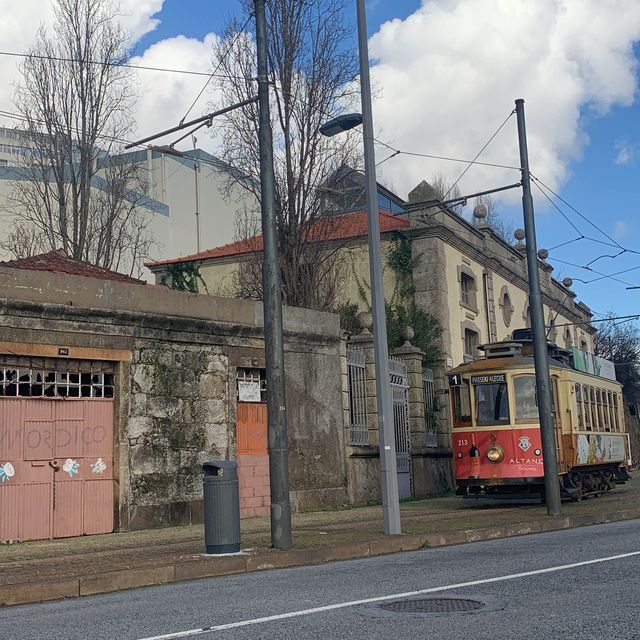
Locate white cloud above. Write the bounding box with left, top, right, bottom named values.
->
left=129, top=34, right=221, bottom=151
left=0, top=0, right=164, bottom=124
left=368, top=0, right=640, bottom=201
left=613, top=220, right=629, bottom=238
left=615, top=140, right=637, bottom=165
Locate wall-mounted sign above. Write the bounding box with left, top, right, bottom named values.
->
left=58, top=348, right=69, bottom=356
left=435, top=388, right=450, bottom=395
left=238, top=380, right=261, bottom=402
left=470, top=374, right=506, bottom=385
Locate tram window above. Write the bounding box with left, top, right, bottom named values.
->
left=595, top=389, right=603, bottom=431
left=475, top=383, right=509, bottom=424
left=575, top=385, right=584, bottom=429
left=514, top=375, right=538, bottom=421
left=583, top=386, right=591, bottom=431
left=613, top=394, right=620, bottom=432
left=590, top=387, right=598, bottom=431
left=452, top=381, right=472, bottom=426
left=608, top=392, right=616, bottom=432
left=602, top=392, right=611, bottom=431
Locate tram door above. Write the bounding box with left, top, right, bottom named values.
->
left=551, top=377, right=566, bottom=472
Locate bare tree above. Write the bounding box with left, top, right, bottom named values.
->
left=211, top=0, right=360, bottom=311
left=6, top=0, right=152, bottom=275
left=428, top=172, right=464, bottom=215
left=474, top=194, right=515, bottom=245
left=594, top=314, right=640, bottom=403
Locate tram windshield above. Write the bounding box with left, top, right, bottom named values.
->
left=475, top=382, right=509, bottom=424
left=452, top=381, right=472, bottom=426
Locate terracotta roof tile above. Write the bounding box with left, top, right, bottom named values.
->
left=148, top=210, right=410, bottom=267
left=0, top=250, right=146, bottom=285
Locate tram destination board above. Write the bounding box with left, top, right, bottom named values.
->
left=470, top=373, right=506, bottom=385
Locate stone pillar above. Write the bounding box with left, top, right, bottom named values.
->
left=348, top=313, right=379, bottom=447
left=344, top=312, right=382, bottom=504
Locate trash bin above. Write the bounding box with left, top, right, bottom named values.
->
left=202, top=460, right=241, bottom=554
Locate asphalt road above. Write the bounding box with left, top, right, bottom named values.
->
left=2, top=520, right=640, bottom=640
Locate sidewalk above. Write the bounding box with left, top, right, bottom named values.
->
left=1, top=477, right=639, bottom=607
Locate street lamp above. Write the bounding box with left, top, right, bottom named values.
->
left=320, top=0, right=401, bottom=535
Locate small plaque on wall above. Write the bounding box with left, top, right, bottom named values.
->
left=58, top=347, right=69, bottom=356
left=238, top=380, right=261, bottom=402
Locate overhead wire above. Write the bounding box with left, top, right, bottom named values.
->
left=549, top=257, right=640, bottom=288
left=179, top=14, right=255, bottom=125
left=0, top=49, right=246, bottom=81
left=531, top=173, right=639, bottom=256
left=443, top=109, right=516, bottom=200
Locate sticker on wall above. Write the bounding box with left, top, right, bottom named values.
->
left=90, top=458, right=107, bottom=475
left=63, top=458, right=80, bottom=478
left=0, top=463, right=15, bottom=482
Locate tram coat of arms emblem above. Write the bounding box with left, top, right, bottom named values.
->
left=518, top=435, right=532, bottom=452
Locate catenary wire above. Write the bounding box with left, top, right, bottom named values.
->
left=0, top=49, right=246, bottom=81
left=373, top=138, right=521, bottom=171
left=550, top=257, right=640, bottom=288
left=531, top=174, right=639, bottom=255
left=443, top=109, right=515, bottom=199
left=179, top=14, right=255, bottom=125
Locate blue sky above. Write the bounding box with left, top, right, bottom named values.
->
left=134, top=0, right=422, bottom=53
left=135, top=1, right=639, bottom=321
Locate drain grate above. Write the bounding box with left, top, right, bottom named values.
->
left=380, top=598, right=484, bottom=614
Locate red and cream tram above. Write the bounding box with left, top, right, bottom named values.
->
left=449, top=335, right=631, bottom=502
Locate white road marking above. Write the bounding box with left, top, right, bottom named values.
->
left=137, top=550, right=640, bottom=640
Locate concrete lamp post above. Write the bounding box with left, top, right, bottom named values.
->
left=319, top=2, right=401, bottom=536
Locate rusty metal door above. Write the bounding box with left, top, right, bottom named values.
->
left=0, top=358, right=115, bottom=543
left=235, top=368, right=270, bottom=517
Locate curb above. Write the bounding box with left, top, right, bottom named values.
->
left=2, top=507, right=639, bottom=607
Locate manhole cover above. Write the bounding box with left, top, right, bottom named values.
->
left=380, top=598, right=484, bottom=614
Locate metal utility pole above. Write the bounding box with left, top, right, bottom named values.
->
left=515, top=98, right=562, bottom=516
left=192, top=136, right=201, bottom=253
left=254, top=0, right=292, bottom=549
left=357, top=0, right=401, bottom=534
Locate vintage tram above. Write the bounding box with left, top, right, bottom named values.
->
left=449, top=333, right=631, bottom=502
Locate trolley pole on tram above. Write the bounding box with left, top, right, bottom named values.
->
left=515, top=98, right=563, bottom=516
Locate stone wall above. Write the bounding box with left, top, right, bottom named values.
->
left=0, top=267, right=347, bottom=531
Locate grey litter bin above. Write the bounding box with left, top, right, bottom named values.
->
left=202, top=460, right=241, bottom=554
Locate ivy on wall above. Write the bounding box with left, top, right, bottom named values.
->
left=164, top=263, right=209, bottom=294
left=339, top=234, right=442, bottom=367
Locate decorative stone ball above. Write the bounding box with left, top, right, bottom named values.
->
left=514, top=228, right=526, bottom=241
left=562, top=277, right=573, bottom=289
left=403, top=325, right=415, bottom=344
left=473, top=204, right=487, bottom=220
left=357, top=311, right=373, bottom=332
left=537, top=248, right=549, bottom=260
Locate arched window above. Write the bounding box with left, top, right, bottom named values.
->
left=564, top=327, right=573, bottom=349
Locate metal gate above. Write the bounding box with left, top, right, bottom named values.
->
left=423, top=368, right=438, bottom=448
left=389, top=358, right=412, bottom=498
left=0, top=357, right=115, bottom=542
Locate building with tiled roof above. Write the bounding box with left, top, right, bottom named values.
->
left=147, top=182, right=596, bottom=373
left=0, top=127, right=254, bottom=280
left=0, top=250, right=146, bottom=285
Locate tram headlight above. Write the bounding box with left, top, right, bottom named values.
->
left=486, top=445, right=504, bottom=463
